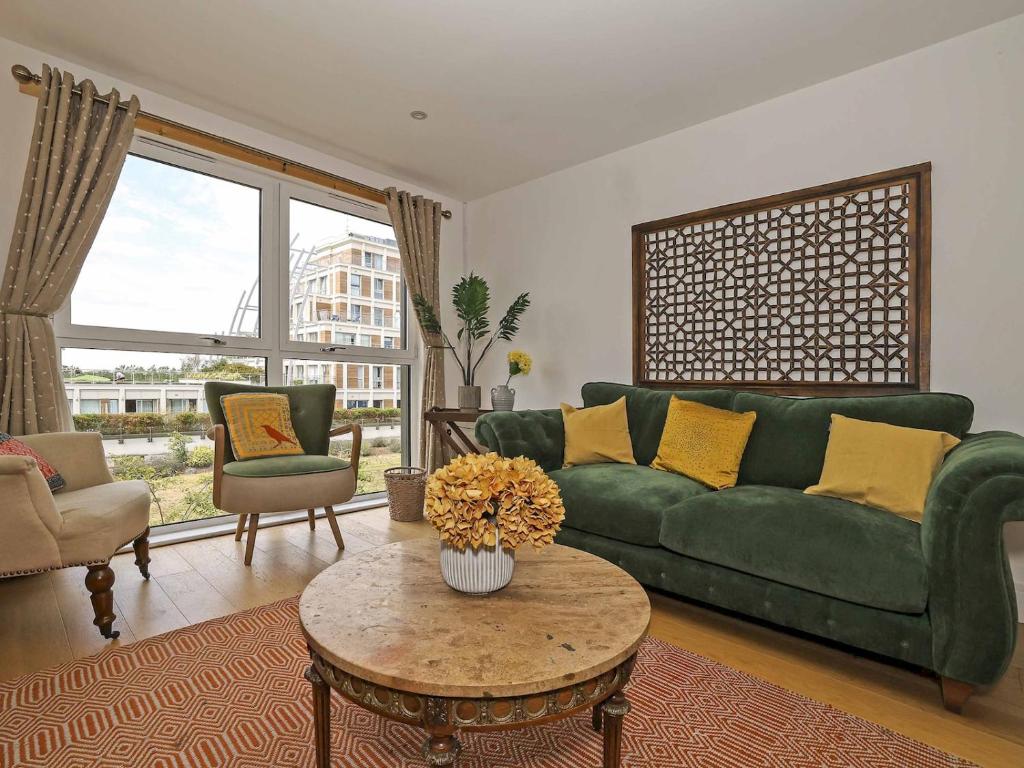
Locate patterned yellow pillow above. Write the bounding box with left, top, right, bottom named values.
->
left=220, top=393, right=305, bottom=461
left=651, top=398, right=757, bottom=489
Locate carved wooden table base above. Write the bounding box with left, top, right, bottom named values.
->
left=306, top=647, right=637, bottom=767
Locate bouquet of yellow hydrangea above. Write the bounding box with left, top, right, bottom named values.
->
left=425, top=452, right=564, bottom=551
left=506, top=350, right=532, bottom=386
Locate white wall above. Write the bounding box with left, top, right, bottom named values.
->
left=466, top=16, right=1024, bottom=608
left=0, top=35, right=469, bottom=444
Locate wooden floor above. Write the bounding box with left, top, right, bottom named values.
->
left=1, top=507, right=1022, bottom=767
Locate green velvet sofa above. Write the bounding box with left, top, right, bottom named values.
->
left=475, top=382, right=1024, bottom=711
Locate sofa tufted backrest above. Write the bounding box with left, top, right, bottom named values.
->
left=204, top=382, right=336, bottom=463
left=733, top=391, right=975, bottom=489
left=580, top=382, right=736, bottom=466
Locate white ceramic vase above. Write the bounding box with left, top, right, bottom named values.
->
left=439, top=531, right=516, bottom=595
left=490, top=384, right=516, bottom=411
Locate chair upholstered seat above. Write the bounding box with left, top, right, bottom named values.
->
left=54, top=480, right=151, bottom=566
left=218, top=461, right=357, bottom=516
left=222, top=455, right=350, bottom=478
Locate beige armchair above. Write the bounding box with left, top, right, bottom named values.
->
left=204, top=382, right=363, bottom=567
left=0, top=432, right=151, bottom=639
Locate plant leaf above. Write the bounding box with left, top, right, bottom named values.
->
left=495, top=292, right=531, bottom=341
left=412, top=294, right=442, bottom=335
left=452, top=273, right=490, bottom=340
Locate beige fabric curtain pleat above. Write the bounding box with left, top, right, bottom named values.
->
left=384, top=188, right=446, bottom=472
left=1, top=65, right=139, bottom=435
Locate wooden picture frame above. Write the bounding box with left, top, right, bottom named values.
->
left=632, top=163, right=931, bottom=395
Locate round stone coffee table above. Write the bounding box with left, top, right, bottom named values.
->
left=299, top=538, right=650, bottom=767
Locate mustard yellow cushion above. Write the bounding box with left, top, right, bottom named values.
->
left=805, top=414, right=960, bottom=521
left=220, top=393, right=305, bottom=461
left=651, top=398, right=756, bottom=489
left=560, top=397, right=636, bottom=467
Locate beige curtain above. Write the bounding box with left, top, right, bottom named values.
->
left=1, top=65, right=139, bottom=435
left=384, top=188, right=446, bottom=471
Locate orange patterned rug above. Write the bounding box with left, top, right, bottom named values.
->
left=0, top=597, right=971, bottom=767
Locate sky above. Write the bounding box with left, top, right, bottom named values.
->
left=65, top=154, right=396, bottom=371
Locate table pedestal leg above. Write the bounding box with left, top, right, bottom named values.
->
left=305, top=665, right=331, bottom=768
left=601, top=691, right=630, bottom=768
left=592, top=703, right=603, bottom=731
left=422, top=731, right=461, bottom=766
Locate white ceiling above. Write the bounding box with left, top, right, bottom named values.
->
left=2, top=0, right=1023, bottom=200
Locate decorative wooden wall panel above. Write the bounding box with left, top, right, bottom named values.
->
left=632, top=163, right=931, bottom=395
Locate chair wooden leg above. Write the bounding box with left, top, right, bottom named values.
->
left=940, top=676, right=975, bottom=714
left=85, top=564, right=119, bottom=639
left=243, top=513, right=260, bottom=566
left=133, top=526, right=151, bottom=580
left=307, top=508, right=317, bottom=530
left=234, top=513, right=248, bottom=542
left=324, top=505, right=345, bottom=550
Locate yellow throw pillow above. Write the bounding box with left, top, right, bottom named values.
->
left=805, top=414, right=960, bottom=521
left=560, top=397, right=636, bottom=467
left=651, top=398, right=756, bottom=489
left=220, top=393, right=305, bottom=461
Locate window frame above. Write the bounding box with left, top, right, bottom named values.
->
left=54, top=136, right=418, bottom=533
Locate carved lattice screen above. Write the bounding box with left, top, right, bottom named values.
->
left=632, top=164, right=931, bottom=394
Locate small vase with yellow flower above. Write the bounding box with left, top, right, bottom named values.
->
left=426, top=452, right=564, bottom=594
left=491, top=350, right=532, bottom=411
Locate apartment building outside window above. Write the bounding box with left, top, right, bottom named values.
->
left=363, top=251, right=384, bottom=270
left=374, top=307, right=385, bottom=327
left=374, top=277, right=384, bottom=299
left=350, top=273, right=361, bottom=294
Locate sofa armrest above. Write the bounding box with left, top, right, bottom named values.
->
left=921, top=431, right=1024, bottom=685
left=18, top=431, right=113, bottom=492
left=0, top=456, right=62, bottom=576
left=475, top=409, right=564, bottom=472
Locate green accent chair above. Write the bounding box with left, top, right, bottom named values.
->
left=204, top=383, right=361, bottom=565
left=476, top=382, right=1024, bottom=713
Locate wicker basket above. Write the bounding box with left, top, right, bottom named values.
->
left=385, top=466, right=427, bottom=522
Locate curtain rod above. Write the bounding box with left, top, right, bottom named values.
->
left=10, top=64, right=452, bottom=219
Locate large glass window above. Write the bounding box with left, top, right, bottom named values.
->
left=56, top=139, right=415, bottom=532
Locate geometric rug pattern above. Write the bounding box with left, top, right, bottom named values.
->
left=0, top=597, right=973, bottom=767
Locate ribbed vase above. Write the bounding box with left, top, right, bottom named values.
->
left=439, top=534, right=516, bottom=595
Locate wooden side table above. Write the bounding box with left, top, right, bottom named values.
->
left=424, top=407, right=492, bottom=457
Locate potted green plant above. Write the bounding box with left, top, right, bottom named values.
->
left=413, top=273, right=530, bottom=410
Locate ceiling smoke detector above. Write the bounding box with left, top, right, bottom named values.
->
left=410, top=110, right=428, bottom=120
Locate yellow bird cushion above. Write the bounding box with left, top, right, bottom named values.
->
left=220, top=393, right=305, bottom=461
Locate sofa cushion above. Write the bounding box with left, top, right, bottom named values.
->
left=659, top=485, right=929, bottom=613
left=55, top=480, right=151, bottom=566
left=223, top=454, right=350, bottom=478
left=549, top=463, right=708, bottom=546
left=581, top=382, right=736, bottom=466
left=734, top=392, right=974, bottom=489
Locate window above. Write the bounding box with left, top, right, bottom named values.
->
left=364, top=251, right=384, bottom=270
left=373, top=365, right=384, bottom=388
left=373, top=307, right=384, bottom=327
left=355, top=366, right=366, bottom=388
left=71, top=154, right=261, bottom=338
left=57, top=139, right=415, bottom=533
left=347, top=400, right=369, bottom=409
left=383, top=337, right=394, bottom=349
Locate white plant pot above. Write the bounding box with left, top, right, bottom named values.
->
left=439, top=532, right=516, bottom=595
